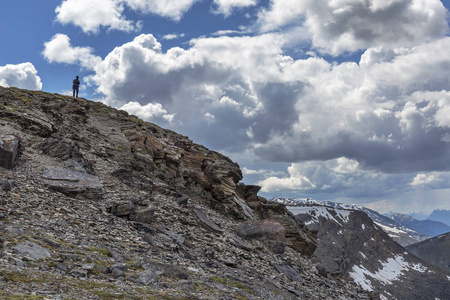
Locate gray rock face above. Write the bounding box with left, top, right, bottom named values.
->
left=42, top=166, right=104, bottom=199
left=13, top=241, right=52, bottom=260
left=42, top=137, right=93, bottom=174
left=0, top=135, right=19, bottom=169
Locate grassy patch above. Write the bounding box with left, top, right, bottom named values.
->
left=209, top=276, right=252, bottom=293
left=83, top=246, right=113, bottom=257
left=18, top=96, right=33, bottom=104
left=0, top=293, right=45, bottom=300
left=1, top=271, right=33, bottom=283
left=209, top=276, right=227, bottom=284
left=93, top=290, right=129, bottom=299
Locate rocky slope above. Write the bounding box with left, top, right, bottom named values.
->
left=294, top=205, right=450, bottom=300
left=0, top=86, right=372, bottom=299
left=406, top=232, right=450, bottom=273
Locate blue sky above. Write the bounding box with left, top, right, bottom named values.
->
left=1, top=0, right=450, bottom=215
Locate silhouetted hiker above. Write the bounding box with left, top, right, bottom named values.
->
left=72, top=76, right=80, bottom=98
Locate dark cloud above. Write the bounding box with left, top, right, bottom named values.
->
left=250, top=82, right=303, bottom=142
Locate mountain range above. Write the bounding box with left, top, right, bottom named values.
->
left=388, top=213, right=450, bottom=237
left=272, top=197, right=431, bottom=246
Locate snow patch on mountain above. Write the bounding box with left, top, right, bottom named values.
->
left=349, top=255, right=430, bottom=291
left=374, top=222, right=411, bottom=238
left=288, top=206, right=351, bottom=226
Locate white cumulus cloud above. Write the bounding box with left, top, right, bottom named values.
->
left=120, top=101, right=174, bottom=123
left=258, top=158, right=402, bottom=198
left=55, top=0, right=139, bottom=34
left=161, top=33, right=186, bottom=40
left=42, top=34, right=102, bottom=69
left=0, top=63, right=42, bottom=90
left=410, top=173, right=440, bottom=186
left=124, top=0, right=199, bottom=21
left=212, top=0, right=258, bottom=16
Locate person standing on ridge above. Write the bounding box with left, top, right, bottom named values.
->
left=72, top=76, right=80, bottom=98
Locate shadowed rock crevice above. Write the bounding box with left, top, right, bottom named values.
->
left=0, top=135, right=19, bottom=169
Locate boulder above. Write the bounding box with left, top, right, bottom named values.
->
left=13, top=241, right=52, bottom=260
left=107, top=200, right=154, bottom=224
left=42, top=166, right=104, bottom=199
left=110, top=263, right=127, bottom=278
left=1, top=180, right=14, bottom=192
left=136, top=271, right=157, bottom=285
left=235, top=220, right=286, bottom=254
left=42, top=137, right=74, bottom=160
left=0, top=135, right=19, bottom=169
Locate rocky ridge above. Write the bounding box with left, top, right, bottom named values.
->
left=406, top=232, right=450, bottom=273
left=0, top=86, right=372, bottom=299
